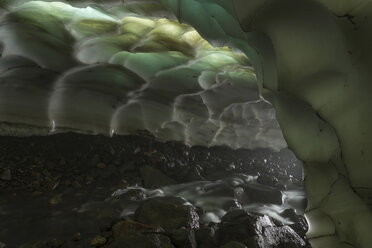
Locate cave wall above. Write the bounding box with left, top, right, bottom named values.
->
left=158, top=0, right=372, bottom=247
left=1, top=1, right=372, bottom=247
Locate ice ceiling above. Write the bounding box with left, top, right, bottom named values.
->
left=0, top=0, right=286, bottom=150
left=1, top=0, right=372, bottom=248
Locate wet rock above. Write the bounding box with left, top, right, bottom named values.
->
left=219, top=241, right=247, bottom=248
left=195, top=225, right=218, bottom=248
left=217, top=209, right=306, bottom=248
left=112, top=220, right=164, bottom=240
left=49, top=194, right=63, bottom=206
left=257, top=174, right=279, bottom=188
left=96, top=162, right=106, bottom=169
left=162, top=160, right=189, bottom=181
left=112, top=233, right=175, bottom=248
left=241, top=184, right=283, bottom=205
left=184, top=165, right=205, bottom=182
left=71, top=233, right=81, bottom=241
left=119, top=188, right=146, bottom=201
left=0, top=241, right=6, bottom=248
left=167, top=229, right=196, bottom=248
left=222, top=199, right=242, bottom=211
left=281, top=209, right=308, bottom=238
left=135, top=196, right=200, bottom=229
left=21, top=241, right=46, bottom=248
left=47, top=239, right=63, bottom=248
left=91, top=235, right=106, bottom=247
left=140, top=166, right=176, bottom=188
left=1, top=169, right=11, bottom=181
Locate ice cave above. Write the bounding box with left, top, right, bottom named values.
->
left=0, top=0, right=371, bottom=248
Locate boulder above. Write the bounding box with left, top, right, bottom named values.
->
left=217, top=210, right=306, bottom=248
left=112, top=233, right=175, bottom=248
left=257, top=174, right=279, bottom=188
left=135, top=196, right=200, bottom=229
left=240, top=184, right=283, bottom=205
left=280, top=209, right=308, bottom=238
left=167, top=229, right=196, bottom=248
left=195, top=225, right=218, bottom=248
left=112, top=220, right=164, bottom=240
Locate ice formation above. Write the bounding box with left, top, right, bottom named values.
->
left=0, top=0, right=286, bottom=150
left=1, top=0, right=372, bottom=248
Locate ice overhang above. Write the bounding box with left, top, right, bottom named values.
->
left=1, top=1, right=372, bottom=248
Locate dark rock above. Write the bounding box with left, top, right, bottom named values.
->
left=257, top=174, right=279, bottom=188
left=195, top=226, right=218, bottom=248
left=135, top=196, right=200, bottom=229
left=184, top=165, right=205, bottom=182
left=1, top=169, right=11, bottom=181
left=241, top=184, right=283, bottom=205
left=217, top=209, right=306, bottom=248
left=281, top=209, right=308, bottom=238
left=0, top=241, right=6, bottom=248
left=112, top=220, right=164, bottom=240
left=167, top=229, right=196, bottom=248
left=90, top=235, right=106, bottom=247
left=71, top=233, right=81, bottom=241
left=47, top=238, right=63, bottom=248
left=222, top=199, right=242, bottom=211
left=140, top=166, right=176, bottom=188
left=162, top=160, right=189, bottom=181
left=219, top=241, right=247, bottom=248
left=112, top=233, right=175, bottom=248
left=21, top=241, right=46, bottom=248
left=118, top=188, right=146, bottom=201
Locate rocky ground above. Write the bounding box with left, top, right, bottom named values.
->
left=0, top=132, right=310, bottom=248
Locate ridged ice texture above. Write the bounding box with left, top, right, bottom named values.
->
left=0, top=1, right=287, bottom=150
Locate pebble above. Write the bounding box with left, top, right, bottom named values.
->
left=49, top=194, right=63, bottom=206
left=1, top=169, right=11, bottom=181
left=91, top=235, right=106, bottom=247
left=47, top=238, right=63, bottom=247
left=86, top=175, right=94, bottom=184
left=96, top=162, right=106, bottom=169
left=71, top=232, right=81, bottom=241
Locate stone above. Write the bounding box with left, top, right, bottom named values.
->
left=217, top=209, right=306, bottom=248
left=219, top=241, right=247, bottom=248
left=195, top=225, right=218, bottom=248
left=184, top=165, right=205, bottom=182
left=91, top=235, right=106, bottom=247
left=241, top=184, right=283, bottom=205
left=281, top=209, right=309, bottom=238
left=1, top=169, right=11, bottom=181
left=49, top=194, right=63, bottom=206
left=140, top=166, right=176, bottom=188
left=135, top=196, right=200, bottom=229
left=0, top=241, right=6, bottom=248
left=47, top=239, right=63, bottom=248
left=96, top=162, right=106, bottom=169
left=167, top=229, right=197, bottom=248
left=257, top=174, right=279, bottom=188
left=119, top=188, right=146, bottom=201
left=71, top=232, right=81, bottom=241
left=112, top=220, right=164, bottom=240
left=112, top=233, right=175, bottom=248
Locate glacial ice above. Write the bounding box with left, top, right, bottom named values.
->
left=0, top=0, right=286, bottom=152
left=2, top=0, right=372, bottom=247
